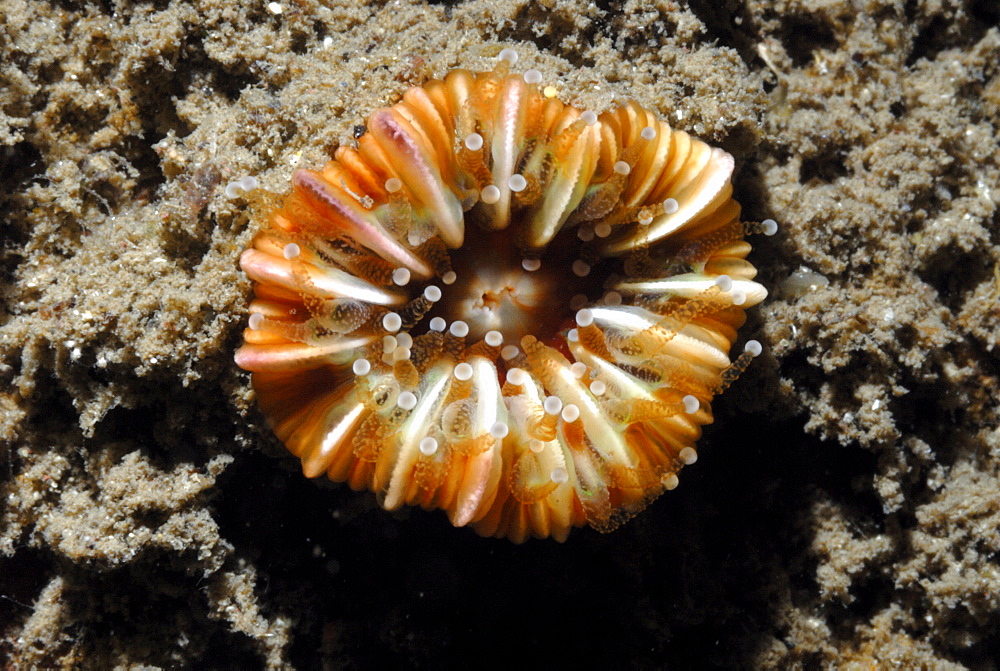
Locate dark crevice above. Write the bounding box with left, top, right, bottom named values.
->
left=906, top=13, right=991, bottom=67
left=902, top=20, right=934, bottom=67
left=26, top=380, right=82, bottom=441
left=60, top=564, right=266, bottom=670
left=970, top=0, right=1000, bottom=27
left=159, top=210, right=215, bottom=272
left=799, top=148, right=850, bottom=185
left=499, top=4, right=596, bottom=69
left=917, top=244, right=994, bottom=314
left=0, top=551, right=51, bottom=638
left=0, top=142, right=44, bottom=196
left=686, top=0, right=759, bottom=64
left=90, top=405, right=162, bottom=452
left=51, top=0, right=113, bottom=15
left=0, top=143, right=42, bottom=289
left=832, top=573, right=896, bottom=639
left=779, top=14, right=839, bottom=69
left=953, top=613, right=1000, bottom=670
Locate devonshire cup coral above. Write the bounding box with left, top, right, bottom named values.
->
left=236, top=49, right=771, bottom=542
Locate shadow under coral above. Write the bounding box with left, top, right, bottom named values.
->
left=213, top=401, right=876, bottom=668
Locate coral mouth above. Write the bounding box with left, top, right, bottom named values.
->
left=433, top=228, right=592, bottom=345
left=234, top=52, right=770, bottom=542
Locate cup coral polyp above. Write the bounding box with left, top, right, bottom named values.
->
left=235, top=50, right=769, bottom=542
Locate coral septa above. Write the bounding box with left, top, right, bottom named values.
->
left=624, top=119, right=674, bottom=208
left=481, top=76, right=530, bottom=229
left=382, top=364, right=454, bottom=510
left=368, top=108, right=465, bottom=248
left=527, top=122, right=601, bottom=248
left=295, top=398, right=368, bottom=478
left=235, top=337, right=372, bottom=372
left=332, top=146, right=387, bottom=201
left=643, top=149, right=736, bottom=246
left=240, top=248, right=403, bottom=306
left=448, top=357, right=507, bottom=526
left=290, top=168, right=435, bottom=278
left=616, top=276, right=769, bottom=308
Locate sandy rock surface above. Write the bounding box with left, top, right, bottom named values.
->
left=1, top=0, right=998, bottom=668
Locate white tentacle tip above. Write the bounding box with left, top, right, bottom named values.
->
left=498, top=48, right=519, bottom=64
left=382, top=312, right=402, bottom=332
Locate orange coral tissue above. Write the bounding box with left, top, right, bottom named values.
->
left=235, top=50, right=770, bottom=542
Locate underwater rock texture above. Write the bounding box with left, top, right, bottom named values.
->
left=1, top=0, right=998, bottom=667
